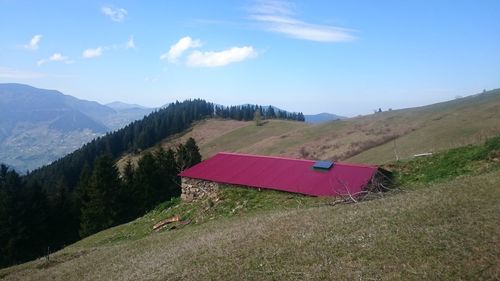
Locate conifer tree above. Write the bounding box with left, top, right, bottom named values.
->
left=185, top=137, right=202, bottom=168
left=21, top=182, right=50, bottom=259
left=175, top=138, right=202, bottom=172
left=50, top=179, right=79, bottom=247
left=119, top=159, right=140, bottom=221
left=79, top=155, right=121, bottom=237
left=134, top=152, right=160, bottom=213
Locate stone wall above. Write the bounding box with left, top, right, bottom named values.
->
left=181, top=177, right=219, bottom=202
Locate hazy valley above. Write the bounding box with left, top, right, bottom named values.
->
left=0, top=83, right=154, bottom=171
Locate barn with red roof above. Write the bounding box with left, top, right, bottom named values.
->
left=179, top=152, right=391, bottom=201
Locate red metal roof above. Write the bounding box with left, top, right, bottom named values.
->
left=179, top=152, right=378, bottom=197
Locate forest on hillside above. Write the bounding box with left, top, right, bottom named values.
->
left=0, top=99, right=305, bottom=268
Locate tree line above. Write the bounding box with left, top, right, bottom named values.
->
left=26, top=101, right=303, bottom=191
left=0, top=138, right=201, bottom=268
left=26, top=99, right=215, bottom=191
left=215, top=104, right=305, bottom=122
left=0, top=99, right=304, bottom=268
left=79, top=138, right=201, bottom=237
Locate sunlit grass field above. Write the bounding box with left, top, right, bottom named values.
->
left=2, top=136, right=499, bottom=280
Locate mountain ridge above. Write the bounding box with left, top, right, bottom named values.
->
left=0, top=84, right=152, bottom=171
left=304, top=112, right=345, bottom=123
left=106, top=101, right=152, bottom=110
left=0, top=83, right=343, bottom=171
left=117, top=88, right=500, bottom=171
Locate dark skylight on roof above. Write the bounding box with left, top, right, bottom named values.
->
left=312, top=160, right=334, bottom=170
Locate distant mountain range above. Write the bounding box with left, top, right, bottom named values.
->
left=0, top=83, right=343, bottom=171
left=304, top=113, right=345, bottom=123
left=253, top=105, right=345, bottom=123
left=106, top=101, right=150, bottom=110
left=232, top=104, right=344, bottom=123
left=0, top=83, right=154, bottom=171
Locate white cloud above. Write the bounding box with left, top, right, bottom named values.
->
left=24, top=34, right=42, bottom=50
left=82, top=47, right=103, bottom=58
left=49, top=53, right=68, bottom=62
left=37, top=53, right=73, bottom=66
left=250, top=0, right=355, bottom=42
left=187, top=46, right=257, bottom=67
left=101, top=6, right=127, bottom=22
left=81, top=37, right=133, bottom=59
left=126, top=36, right=135, bottom=49
left=251, top=0, right=295, bottom=16
left=160, top=36, right=202, bottom=63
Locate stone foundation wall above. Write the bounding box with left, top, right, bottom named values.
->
left=181, top=177, right=219, bottom=202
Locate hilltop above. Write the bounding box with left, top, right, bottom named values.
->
left=118, top=89, right=500, bottom=170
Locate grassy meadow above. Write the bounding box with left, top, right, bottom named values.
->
left=116, top=89, right=500, bottom=171
left=2, top=135, right=499, bottom=280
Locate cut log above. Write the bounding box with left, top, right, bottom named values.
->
left=153, top=215, right=181, bottom=230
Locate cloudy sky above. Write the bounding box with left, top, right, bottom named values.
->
left=1, top=0, right=499, bottom=116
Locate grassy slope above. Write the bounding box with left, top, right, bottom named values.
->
left=117, top=89, right=500, bottom=169
left=349, top=89, right=500, bottom=163
left=285, top=88, right=500, bottom=163
left=2, top=138, right=500, bottom=280
left=116, top=119, right=251, bottom=171
left=5, top=91, right=498, bottom=279
left=2, top=172, right=498, bottom=280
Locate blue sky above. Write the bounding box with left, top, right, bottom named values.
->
left=1, top=0, right=499, bottom=116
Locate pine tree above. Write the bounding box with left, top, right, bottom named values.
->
left=0, top=166, right=13, bottom=266
left=0, top=167, right=23, bottom=265
left=50, top=179, right=78, bottom=247
left=184, top=137, right=202, bottom=168
left=175, top=143, right=189, bottom=171
left=119, top=159, right=140, bottom=221
left=175, top=138, right=202, bottom=172
left=0, top=168, right=50, bottom=266
left=297, top=112, right=305, bottom=122
left=134, top=152, right=160, bottom=213
left=155, top=147, right=180, bottom=198
left=79, top=155, right=121, bottom=237
left=266, top=106, right=276, bottom=119
left=164, top=148, right=181, bottom=197
left=22, top=182, right=50, bottom=259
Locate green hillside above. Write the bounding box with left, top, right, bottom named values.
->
left=349, top=89, right=500, bottom=163
left=119, top=89, right=500, bottom=168
left=2, top=136, right=499, bottom=280
left=4, top=90, right=500, bottom=280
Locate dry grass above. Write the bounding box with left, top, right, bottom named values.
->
left=349, top=90, right=500, bottom=163
left=116, top=119, right=249, bottom=172
left=200, top=119, right=309, bottom=157
left=117, top=90, right=500, bottom=170
left=2, top=169, right=499, bottom=281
